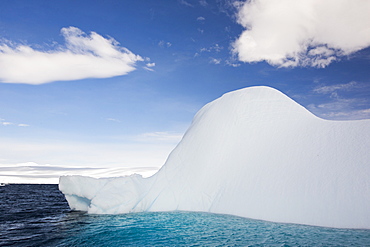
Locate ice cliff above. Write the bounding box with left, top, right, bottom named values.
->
left=59, top=86, right=370, bottom=229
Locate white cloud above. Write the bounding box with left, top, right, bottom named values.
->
left=1, top=122, right=13, bottom=126
left=197, top=16, right=206, bottom=21
left=143, top=62, right=156, bottom=72
left=210, top=58, right=222, bottom=64
left=233, top=0, right=370, bottom=68
left=0, top=26, right=144, bottom=84
left=146, top=62, right=156, bottom=67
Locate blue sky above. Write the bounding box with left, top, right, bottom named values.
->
left=1, top=0, right=370, bottom=183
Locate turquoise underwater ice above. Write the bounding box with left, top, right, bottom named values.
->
left=57, top=211, right=370, bottom=246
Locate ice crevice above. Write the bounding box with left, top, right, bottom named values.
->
left=59, top=86, right=370, bottom=229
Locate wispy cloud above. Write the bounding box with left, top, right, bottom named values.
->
left=136, top=131, right=183, bottom=143
left=106, top=118, right=121, bottom=123
left=210, top=58, right=221, bottom=64
left=179, top=0, right=194, bottom=7
left=143, top=67, right=154, bottom=72
left=225, top=59, right=240, bottom=67
left=199, top=0, right=208, bottom=7
left=1, top=118, right=29, bottom=127
left=308, top=103, right=370, bottom=120
left=309, top=81, right=370, bottom=120
left=158, top=40, right=172, bottom=48
left=233, top=0, right=370, bottom=68
left=313, top=81, right=358, bottom=94
left=200, top=44, right=223, bottom=53
left=17, top=124, right=30, bottom=127
left=0, top=27, right=144, bottom=84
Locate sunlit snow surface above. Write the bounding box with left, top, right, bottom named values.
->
left=59, top=86, right=370, bottom=229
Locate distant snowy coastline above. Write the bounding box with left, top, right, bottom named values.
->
left=59, top=86, right=370, bottom=229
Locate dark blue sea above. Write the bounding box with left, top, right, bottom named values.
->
left=1, top=184, right=369, bottom=246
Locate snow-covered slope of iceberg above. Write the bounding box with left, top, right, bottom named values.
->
left=59, top=86, right=370, bottom=229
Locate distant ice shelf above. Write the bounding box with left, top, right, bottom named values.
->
left=59, top=86, right=370, bottom=229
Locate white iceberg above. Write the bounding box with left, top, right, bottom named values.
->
left=59, top=86, right=370, bottom=229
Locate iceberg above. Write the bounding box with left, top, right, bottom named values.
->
left=59, top=86, right=370, bottom=229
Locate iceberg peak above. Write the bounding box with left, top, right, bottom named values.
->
left=192, top=86, right=315, bottom=127
left=60, top=86, right=370, bottom=229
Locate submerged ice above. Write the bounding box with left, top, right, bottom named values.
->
left=59, top=86, right=370, bottom=229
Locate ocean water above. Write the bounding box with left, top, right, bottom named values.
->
left=1, top=184, right=369, bottom=246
